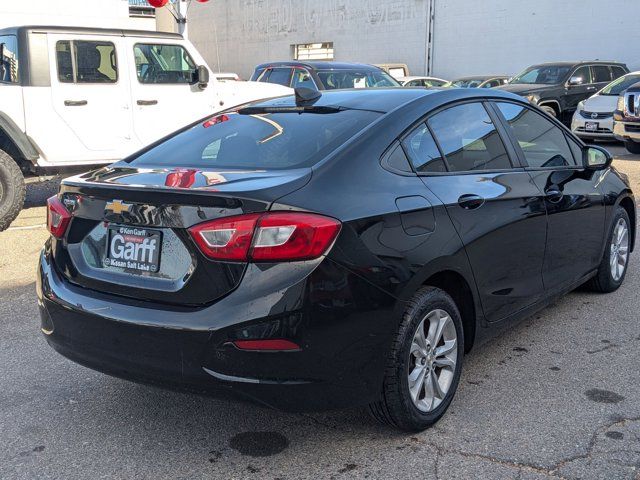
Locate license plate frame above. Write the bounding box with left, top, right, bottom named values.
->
left=585, top=121, right=599, bottom=132
left=103, top=225, right=162, bottom=273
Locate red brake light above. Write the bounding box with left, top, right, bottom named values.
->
left=188, top=212, right=341, bottom=262
left=46, top=196, right=72, bottom=239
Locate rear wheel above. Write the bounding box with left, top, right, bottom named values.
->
left=624, top=140, right=640, bottom=154
left=540, top=105, right=558, bottom=118
left=0, top=148, right=25, bottom=231
left=369, top=287, right=464, bottom=431
left=587, top=206, right=631, bottom=292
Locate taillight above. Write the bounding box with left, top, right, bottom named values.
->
left=188, top=212, right=341, bottom=262
left=46, top=196, right=72, bottom=239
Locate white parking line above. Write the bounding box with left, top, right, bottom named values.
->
left=7, top=224, right=46, bottom=231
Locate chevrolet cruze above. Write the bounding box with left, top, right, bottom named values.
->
left=37, top=87, right=635, bottom=431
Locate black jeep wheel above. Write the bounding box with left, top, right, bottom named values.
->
left=0, top=148, right=26, bottom=231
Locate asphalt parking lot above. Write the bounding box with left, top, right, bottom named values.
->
left=1, top=145, right=639, bottom=480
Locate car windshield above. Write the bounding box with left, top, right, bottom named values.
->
left=449, top=79, right=484, bottom=88
left=510, top=65, right=572, bottom=85
left=600, top=74, right=640, bottom=96
left=127, top=106, right=381, bottom=170
left=316, top=69, right=400, bottom=89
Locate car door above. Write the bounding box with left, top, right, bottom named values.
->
left=414, top=101, right=547, bottom=322
left=493, top=101, right=606, bottom=291
left=42, top=33, right=134, bottom=163
left=125, top=38, right=217, bottom=148
left=566, top=65, right=595, bottom=110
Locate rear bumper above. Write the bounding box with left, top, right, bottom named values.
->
left=37, top=246, right=398, bottom=411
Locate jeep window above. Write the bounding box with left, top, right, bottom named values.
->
left=496, top=102, right=576, bottom=168
left=56, top=40, right=118, bottom=84
left=0, top=34, right=19, bottom=84
left=510, top=65, right=571, bottom=85
left=592, top=65, right=612, bottom=83
left=611, top=66, right=627, bottom=80
left=134, top=44, right=196, bottom=84
left=600, top=74, right=640, bottom=96
left=316, top=70, right=399, bottom=89
left=571, top=66, right=592, bottom=85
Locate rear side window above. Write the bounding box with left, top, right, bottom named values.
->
left=496, top=102, right=576, bottom=168
left=265, top=68, right=292, bottom=86
left=0, top=34, right=19, bottom=84
left=127, top=105, right=381, bottom=170
left=611, top=66, right=627, bottom=80
left=427, top=102, right=511, bottom=172
left=56, top=40, right=117, bottom=84
left=402, top=124, right=446, bottom=173
left=592, top=65, right=612, bottom=83
left=134, top=44, right=196, bottom=84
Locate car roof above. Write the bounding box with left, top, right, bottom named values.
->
left=244, top=87, right=525, bottom=114
left=453, top=75, right=509, bottom=81
left=0, top=25, right=183, bottom=39
left=528, top=61, right=627, bottom=68
left=253, top=61, right=384, bottom=71
left=399, top=76, right=447, bottom=81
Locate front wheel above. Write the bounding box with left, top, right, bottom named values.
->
left=0, top=148, right=26, bottom=231
left=369, top=287, right=464, bottom=431
left=540, top=105, right=558, bottom=118
left=587, top=206, right=631, bottom=292
left=624, top=140, right=640, bottom=154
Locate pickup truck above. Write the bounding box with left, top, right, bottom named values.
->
left=614, top=81, right=640, bottom=154
left=0, top=25, right=289, bottom=230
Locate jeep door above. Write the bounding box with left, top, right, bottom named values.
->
left=40, top=33, right=134, bottom=163
left=124, top=38, right=216, bottom=147
left=565, top=65, right=595, bottom=111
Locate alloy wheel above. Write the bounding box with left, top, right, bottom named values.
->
left=408, top=309, right=458, bottom=412
left=610, top=217, right=629, bottom=282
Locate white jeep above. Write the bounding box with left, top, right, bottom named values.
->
left=0, top=25, right=289, bottom=230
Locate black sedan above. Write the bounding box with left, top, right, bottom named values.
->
left=37, top=87, right=635, bottom=431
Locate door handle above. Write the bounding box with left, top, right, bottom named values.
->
left=64, top=100, right=87, bottom=106
left=587, top=86, right=596, bottom=91
left=545, top=187, right=564, bottom=203
left=137, top=99, right=158, bottom=106
left=458, top=194, right=485, bottom=210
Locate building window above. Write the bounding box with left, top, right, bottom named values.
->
left=129, top=0, right=157, bottom=17
left=293, top=42, right=334, bottom=61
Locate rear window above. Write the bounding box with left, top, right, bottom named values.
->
left=127, top=107, right=381, bottom=170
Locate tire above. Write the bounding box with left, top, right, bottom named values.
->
left=540, top=105, right=558, bottom=118
left=0, top=148, right=25, bottom=231
left=586, top=206, right=631, bottom=293
left=369, top=287, right=464, bottom=431
left=624, top=140, right=640, bottom=155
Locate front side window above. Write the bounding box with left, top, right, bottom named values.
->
left=572, top=66, right=592, bottom=85
left=291, top=69, right=316, bottom=89
left=134, top=43, right=195, bottom=84
left=496, top=102, right=576, bottom=168
left=56, top=40, right=117, bottom=84
left=0, top=35, right=19, bottom=84
left=402, top=124, right=446, bottom=173
left=316, top=69, right=399, bottom=89
left=428, top=102, right=511, bottom=172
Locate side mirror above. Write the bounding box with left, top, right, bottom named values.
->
left=195, top=65, right=209, bottom=89
left=568, top=76, right=584, bottom=86
left=584, top=145, right=613, bottom=170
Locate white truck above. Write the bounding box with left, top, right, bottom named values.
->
left=0, top=25, right=289, bottom=230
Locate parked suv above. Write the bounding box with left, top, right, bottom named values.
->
left=613, top=81, right=640, bottom=153
left=498, top=61, right=629, bottom=120
left=250, top=61, right=400, bottom=90
left=0, top=26, right=289, bottom=230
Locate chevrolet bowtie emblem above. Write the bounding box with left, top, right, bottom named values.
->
left=105, top=199, right=132, bottom=215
